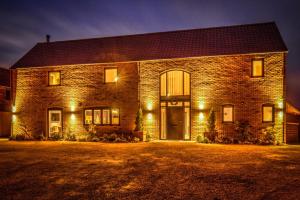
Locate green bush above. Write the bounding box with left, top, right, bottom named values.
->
left=234, top=120, right=254, bottom=143
left=206, top=108, right=217, bottom=142
left=15, top=134, right=25, bottom=141
left=64, top=133, right=77, bottom=141
left=49, top=133, right=63, bottom=141
left=134, top=107, right=143, bottom=131
left=258, top=127, right=276, bottom=145
left=196, top=134, right=210, bottom=143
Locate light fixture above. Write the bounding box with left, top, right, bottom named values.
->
left=146, top=102, right=153, bottom=111
left=114, top=76, right=119, bottom=82
left=199, top=112, right=204, bottom=121
left=199, top=101, right=204, bottom=110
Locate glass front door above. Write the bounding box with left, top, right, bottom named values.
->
left=48, top=110, right=62, bottom=137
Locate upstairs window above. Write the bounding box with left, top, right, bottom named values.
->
left=263, top=105, right=274, bottom=122
left=105, top=68, right=118, bottom=83
left=251, top=59, right=264, bottom=77
left=49, top=71, right=61, bottom=86
left=222, top=105, right=234, bottom=122
left=160, top=70, right=190, bottom=97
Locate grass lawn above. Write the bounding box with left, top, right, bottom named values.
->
left=0, top=141, right=300, bottom=200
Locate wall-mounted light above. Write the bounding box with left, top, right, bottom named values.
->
left=70, top=101, right=76, bottom=112
left=199, top=112, right=204, bottom=121
left=278, top=111, right=283, bottom=119
left=12, top=106, right=16, bottom=113
left=199, top=101, right=204, bottom=110
left=278, top=101, right=283, bottom=109
left=147, top=113, right=153, bottom=121
left=12, top=115, right=16, bottom=122
left=114, top=76, right=119, bottom=82
left=146, top=102, right=153, bottom=111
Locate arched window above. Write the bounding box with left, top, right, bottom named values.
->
left=160, top=71, right=190, bottom=96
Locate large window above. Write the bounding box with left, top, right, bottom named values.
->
left=48, top=71, right=61, bottom=86
left=84, top=108, right=119, bottom=125
left=262, top=105, right=274, bottom=122
left=222, top=105, right=234, bottom=122
left=160, top=71, right=190, bottom=96
left=251, top=59, right=264, bottom=77
left=105, top=68, right=118, bottom=83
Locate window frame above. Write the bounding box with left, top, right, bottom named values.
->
left=222, top=104, right=234, bottom=123
left=251, top=58, right=264, bottom=78
left=104, top=67, right=118, bottom=83
left=160, top=70, right=191, bottom=98
left=262, top=104, right=275, bottom=123
left=83, top=107, right=120, bottom=126
left=48, top=71, right=61, bottom=86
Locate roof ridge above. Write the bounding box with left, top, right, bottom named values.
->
left=38, top=21, right=276, bottom=44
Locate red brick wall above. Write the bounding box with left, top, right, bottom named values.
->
left=139, top=52, right=285, bottom=142
left=12, top=63, right=139, bottom=137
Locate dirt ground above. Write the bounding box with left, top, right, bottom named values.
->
left=0, top=141, right=299, bottom=200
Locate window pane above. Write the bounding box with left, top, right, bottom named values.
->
left=184, top=72, right=190, bottom=95
left=85, top=110, right=92, bottom=124
left=184, top=107, right=190, bottom=139
left=93, top=110, right=101, bottom=124
left=161, top=107, right=166, bottom=139
left=263, top=106, right=273, bottom=122
left=112, top=109, right=119, bottom=125
left=103, top=109, right=111, bottom=124
left=49, top=72, right=61, bottom=85
left=160, top=73, right=166, bottom=96
left=252, top=60, right=263, bottom=77
left=167, top=71, right=183, bottom=96
left=105, top=69, right=117, bottom=83
left=223, top=106, right=233, bottom=122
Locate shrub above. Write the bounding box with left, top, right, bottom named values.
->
left=234, top=120, right=254, bottom=143
left=49, top=132, right=63, bottom=141
left=134, top=107, right=143, bottom=131
left=33, top=133, right=45, bottom=141
left=107, top=133, right=118, bottom=142
left=258, top=127, right=276, bottom=145
left=206, top=108, right=217, bottom=142
left=215, top=134, right=234, bottom=144
left=133, top=137, right=140, bottom=143
left=196, top=134, right=210, bottom=143
left=15, top=134, right=25, bottom=141
left=64, top=133, right=77, bottom=141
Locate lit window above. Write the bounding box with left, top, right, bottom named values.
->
left=84, top=110, right=92, bottom=125
left=105, top=68, right=118, bottom=83
left=223, top=105, right=234, bottom=122
left=93, top=110, right=101, bottom=125
left=49, top=71, right=61, bottom=85
left=263, top=105, right=274, bottom=122
left=252, top=59, right=264, bottom=77
left=112, top=109, right=119, bottom=125
left=102, top=109, right=111, bottom=124
left=160, top=71, right=190, bottom=96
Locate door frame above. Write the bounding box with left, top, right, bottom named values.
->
left=47, top=108, right=63, bottom=138
left=159, top=69, right=191, bottom=140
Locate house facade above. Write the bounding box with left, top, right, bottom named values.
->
left=11, top=22, right=288, bottom=142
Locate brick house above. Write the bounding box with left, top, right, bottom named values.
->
left=0, top=67, right=11, bottom=137
left=10, top=22, right=287, bottom=142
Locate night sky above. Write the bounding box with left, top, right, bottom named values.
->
left=1, top=0, right=299, bottom=107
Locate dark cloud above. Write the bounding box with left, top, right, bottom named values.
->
left=0, top=0, right=300, bottom=106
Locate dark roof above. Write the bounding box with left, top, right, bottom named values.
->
left=0, top=68, right=10, bottom=87
left=12, top=22, right=287, bottom=69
